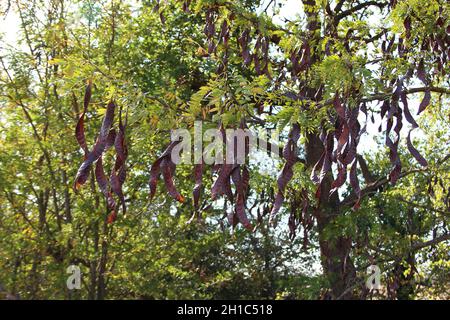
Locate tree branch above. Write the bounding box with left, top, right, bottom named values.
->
left=341, top=168, right=427, bottom=208
left=357, top=154, right=375, bottom=184
left=362, top=86, right=450, bottom=103
left=334, top=1, right=388, bottom=22
left=393, top=196, right=449, bottom=216
left=411, top=233, right=450, bottom=251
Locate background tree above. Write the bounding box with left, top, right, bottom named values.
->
left=0, top=0, right=449, bottom=300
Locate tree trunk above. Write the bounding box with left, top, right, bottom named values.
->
left=305, top=134, right=356, bottom=300
left=96, top=219, right=109, bottom=300
left=300, top=0, right=357, bottom=299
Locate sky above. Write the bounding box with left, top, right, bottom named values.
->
left=0, top=7, right=19, bottom=49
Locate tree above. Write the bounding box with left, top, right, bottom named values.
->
left=0, top=0, right=449, bottom=300
left=129, top=0, right=449, bottom=299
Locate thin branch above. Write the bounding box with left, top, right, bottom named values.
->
left=263, top=0, right=275, bottom=14
left=334, top=1, right=388, bottom=22
left=362, top=86, right=450, bottom=103
left=357, top=154, right=375, bottom=184
left=283, top=86, right=450, bottom=109
left=411, top=233, right=450, bottom=251
left=0, top=57, right=57, bottom=183
left=334, top=0, right=346, bottom=14
left=341, top=168, right=427, bottom=207
left=393, top=196, right=449, bottom=216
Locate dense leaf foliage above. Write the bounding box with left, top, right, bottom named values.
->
left=0, top=0, right=449, bottom=300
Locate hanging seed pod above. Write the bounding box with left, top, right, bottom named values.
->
left=74, top=81, right=128, bottom=223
